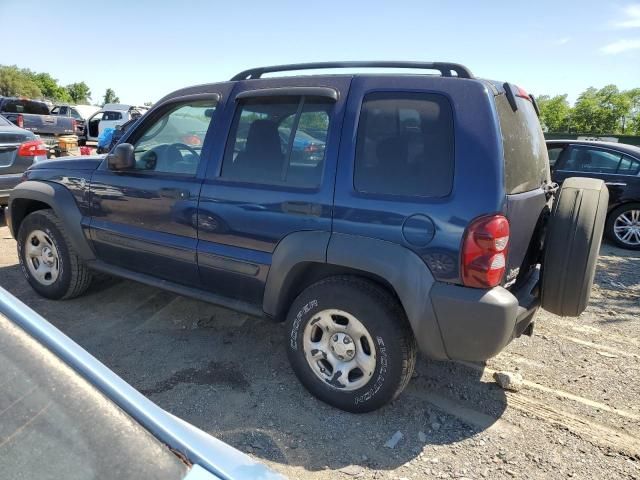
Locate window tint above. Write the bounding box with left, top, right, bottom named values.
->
left=103, top=111, right=123, bottom=121
left=547, top=146, right=564, bottom=166
left=58, top=106, right=69, bottom=115
left=221, top=96, right=332, bottom=187
left=130, top=100, right=215, bottom=175
left=353, top=92, right=454, bottom=197
left=563, top=147, right=621, bottom=174
left=1, top=99, right=50, bottom=115
left=617, top=155, right=640, bottom=175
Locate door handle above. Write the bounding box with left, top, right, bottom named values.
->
left=605, top=182, right=627, bottom=187
left=282, top=201, right=321, bottom=216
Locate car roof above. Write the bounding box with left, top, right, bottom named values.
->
left=546, top=139, right=640, bottom=157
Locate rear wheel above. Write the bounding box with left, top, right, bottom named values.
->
left=17, top=210, right=92, bottom=300
left=541, top=177, right=609, bottom=316
left=605, top=203, right=640, bottom=250
left=286, top=276, right=416, bottom=413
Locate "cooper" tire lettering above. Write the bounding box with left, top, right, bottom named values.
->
left=290, top=299, right=318, bottom=350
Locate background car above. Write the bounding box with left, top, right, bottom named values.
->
left=0, top=286, right=284, bottom=480
left=85, top=104, right=149, bottom=144
left=50, top=104, right=101, bottom=140
left=0, top=114, right=47, bottom=206
left=547, top=140, right=640, bottom=249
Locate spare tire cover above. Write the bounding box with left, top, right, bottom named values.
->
left=541, top=177, right=609, bottom=316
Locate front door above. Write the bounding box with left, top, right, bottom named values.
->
left=89, top=88, right=229, bottom=286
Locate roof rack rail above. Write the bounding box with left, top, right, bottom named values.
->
left=230, top=61, right=474, bottom=81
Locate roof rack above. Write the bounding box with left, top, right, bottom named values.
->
left=230, top=61, right=474, bottom=81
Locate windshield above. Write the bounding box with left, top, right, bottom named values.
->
left=0, top=314, right=188, bottom=480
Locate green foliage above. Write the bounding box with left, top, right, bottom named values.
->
left=66, top=82, right=91, bottom=104
left=538, top=85, right=638, bottom=135
left=536, top=94, right=571, bottom=132
left=103, top=88, right=120, bottom=105
left=30, top=72, right=72, bottom=102
left=0, top=65, right=42, bottom=98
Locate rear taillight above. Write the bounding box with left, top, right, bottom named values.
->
left=461, top=214, right=510, bottom=288
left=18, top=140, right=48, bottom=157
left=71, top=119, right=77, bottom=132
left=16, top=114, right=24, bottom=128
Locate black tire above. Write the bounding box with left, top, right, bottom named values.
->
left=286, top=276, right=417, bottom=413
left=541, top=177, right=608, bottom=317
left=17, top=209, right=92, bottom=300
left=605, top=203, right=640, bottom=250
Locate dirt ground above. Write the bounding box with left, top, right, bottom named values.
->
left=1, top=217, right=639, bottom=479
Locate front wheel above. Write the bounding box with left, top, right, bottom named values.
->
left=606, top=203, right=640, bottom=250
left=286, top=276, right=416, bottom=413
left=17, top=209, right=92, bottom=299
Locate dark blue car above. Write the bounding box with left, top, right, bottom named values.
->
left=6, top=62, right=608, bottom=412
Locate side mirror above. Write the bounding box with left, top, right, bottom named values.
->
left=107, top=143, right=135, bottom=170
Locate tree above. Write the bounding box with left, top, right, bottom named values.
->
left=0, top=65, right=42, bottom=98
left=102, top=88, right=120, bottom=105
left=66, top=82, right=91, bottom=104
left=29, top=72, right=71, bottom=102
left=536, top=94, right=571, bottom=132
left=624, top=88, right=640, bottom=135
left=571, top=85, right=631, bottom=134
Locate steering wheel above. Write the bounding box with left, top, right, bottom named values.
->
left=170, top=142, right=200, bottom=158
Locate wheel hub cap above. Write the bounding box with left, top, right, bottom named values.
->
left=302, top=309, right=377, bottom=391
left=329, top=333, right=356, bottom=361
left=24, top=229, right=60, bottom=286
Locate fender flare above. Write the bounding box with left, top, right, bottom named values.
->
left=8, top=180, right=95, bottom=261
left=264, top=231, right=448, bottom=360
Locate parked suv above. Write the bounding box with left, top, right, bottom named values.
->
left=7, top=62, right=608, bottom=412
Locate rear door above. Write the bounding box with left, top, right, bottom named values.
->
left=495, top=90, right=551, bottom=286
left=197, top=77, right=350, bottom=305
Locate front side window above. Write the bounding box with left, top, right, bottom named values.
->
left=221, top=96, right=332, bottom=188
left=354, top=92, right=454, bottom=197
left=563, top=147, right=621, bottom=174
left=70, top=108, right=83, bottom=120
left=130, top=100, right=216, bottom=175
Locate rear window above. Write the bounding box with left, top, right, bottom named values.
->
left=354, top=92, right=454, bottom=197
left=496, top=94, right=549, bottom=194
left=1, top=99, right=50, bottom=115
left=103, top=111, right=123, bottom=121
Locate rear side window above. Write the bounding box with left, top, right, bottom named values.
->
left=221, top=95, right=332, bottom=188
left=1, top=99, right=50, bottom=115
left=496, top=95, right=549, bottom=194
left=354, top=92, right=454, bottom=197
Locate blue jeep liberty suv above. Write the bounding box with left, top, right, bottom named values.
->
left=6, top=62, right=608, bottom=412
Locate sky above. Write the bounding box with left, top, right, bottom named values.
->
left=1, top=0, right=639, bottom=105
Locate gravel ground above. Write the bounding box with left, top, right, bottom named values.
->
left=1, top=216, right=639, bottom=479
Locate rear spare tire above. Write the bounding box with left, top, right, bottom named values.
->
left=541, top=177, right=608, bottom=317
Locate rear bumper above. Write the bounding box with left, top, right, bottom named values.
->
left=429, top=267, right=540, bottom=361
